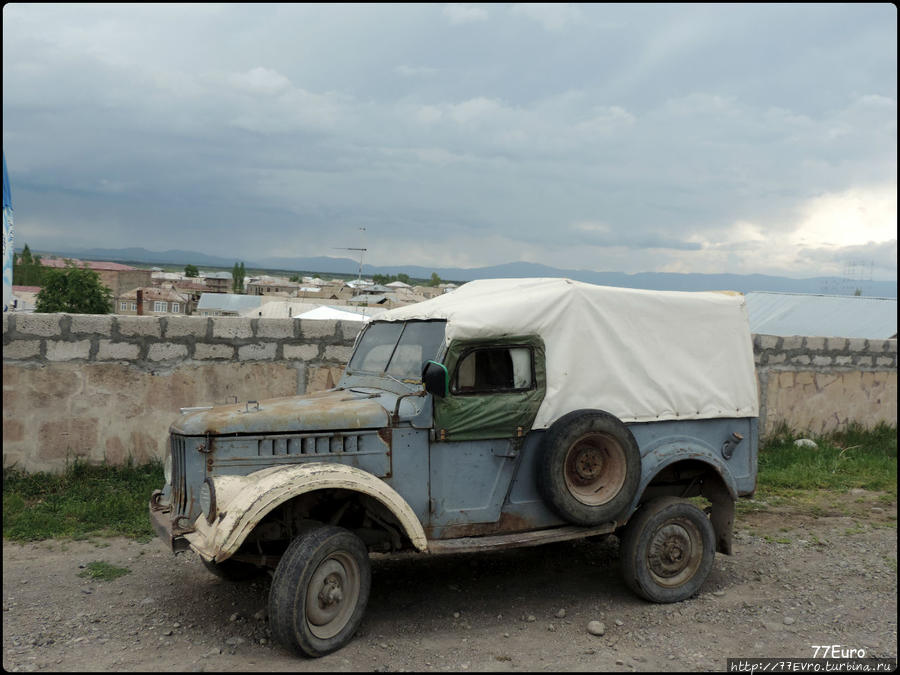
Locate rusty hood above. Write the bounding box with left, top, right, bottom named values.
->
left=170, top=389, right=391, bottom=437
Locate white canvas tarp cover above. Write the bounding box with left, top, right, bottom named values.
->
left=378, top=278, right=758, bottom=427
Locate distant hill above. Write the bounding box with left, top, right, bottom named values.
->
left=27, top=246, right=898, bottom=297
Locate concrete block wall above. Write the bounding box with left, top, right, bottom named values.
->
left=753, top=334, right=897, bottom=436
left=2, top=313, right=360, bottom=472
left=2, top=313, right=897, bottom=472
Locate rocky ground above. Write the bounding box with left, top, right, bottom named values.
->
left=3, top=490, right=897, bottom=672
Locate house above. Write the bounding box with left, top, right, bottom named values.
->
left=246, top=276, right=300, bottom=296
left=117, top=286, right=191, bottom=316
left=39, top=257, right=153, bottom=308
left=202, top=271, right=233, bottom=293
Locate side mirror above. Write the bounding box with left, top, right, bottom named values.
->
left=421, top=360, right=449, bottom=398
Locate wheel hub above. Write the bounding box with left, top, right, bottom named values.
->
left=648, top=524, right=693, bottom=579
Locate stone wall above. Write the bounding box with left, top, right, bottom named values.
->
left=753, top=334, right=897, bottom=436
left=2, top=313, right=358, bottom=472
left=2, top=312, right=897, bottom=472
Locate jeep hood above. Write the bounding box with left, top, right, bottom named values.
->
left=170, top=389, right=390, bottom=436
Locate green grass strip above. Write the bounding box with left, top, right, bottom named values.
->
left=759, top=422, right=897, bottom=494
left=3, top=459, right=163, bottom=542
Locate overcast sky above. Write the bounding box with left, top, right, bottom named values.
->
left=2, top=3, right=897, bottom=280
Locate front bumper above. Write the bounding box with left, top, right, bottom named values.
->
left=149, top=490, right=192, bottom=553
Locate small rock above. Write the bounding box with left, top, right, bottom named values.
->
left=547, top=624, right=556, bottom=632
left=253, top=609, right=266, bottom=621
left=503, top=633, right=509, bottom=638
left=614, top=619, right=624, bottom=626
left=173, top=622, right=181, bottom=629
left=555, top=609, right=567, bottom=619
left=453, top=612, right=460, bottom=619
left=587, top=621, right=606, bottom=636
left=713, top=590, right=726, bottom=597
left=794, top=438, right=817, bottom=449
left=615, top=659, right=624, bottom=666
left=80, top=589, right=92, bottom=595
left=140, top=597, right=154, bottom=606
left=228, top=613, right=239, bottom=622
left=783, top=617, right=796, bottom=625
left=526, top=614, right=536, bottom=622
left=162, top=630, right=173, bottom=636
left=871, top=507, right=884, bottom=513
left=224, top=637, right=245, bottom=647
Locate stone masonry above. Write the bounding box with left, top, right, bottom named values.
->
left=2, top=312, right=897, bottom=472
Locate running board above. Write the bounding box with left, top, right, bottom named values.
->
left=426, top=523, right=617, bottom=556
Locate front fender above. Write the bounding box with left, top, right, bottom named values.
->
left=184, top=463, right=428, bottom=562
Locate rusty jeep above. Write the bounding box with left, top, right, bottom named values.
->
left=150, top=278, right=759, bottom=657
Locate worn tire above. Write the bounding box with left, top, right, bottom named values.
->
left=202, top=557, right=263, bottom=582
left=268, top=526, right=371, bottom=658
left=537, top=410, right=641, bottom=526
left=619, top=497, right=715, bottom=603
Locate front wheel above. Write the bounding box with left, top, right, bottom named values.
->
left=619, top=497, right=715, bottom=603
left=268, top=526, right=371, bottom=657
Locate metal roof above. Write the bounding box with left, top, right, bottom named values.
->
left=745, top=292, right=897, bottom=339
left=196, top=293, right=262, bottom=312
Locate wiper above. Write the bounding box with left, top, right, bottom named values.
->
left=381, top=372, right=419, bottom=392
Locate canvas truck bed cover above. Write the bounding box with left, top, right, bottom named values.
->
left=377, top=278, right=759, bottom=428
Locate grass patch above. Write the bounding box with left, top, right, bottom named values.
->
left=757, top=422, right=897, bottom=494
left=78, top=561, right=131, bottom=581
left=2, top=458, right=162, bottom=542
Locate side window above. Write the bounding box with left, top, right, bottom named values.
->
left=451, top=347, right=533, bottom=394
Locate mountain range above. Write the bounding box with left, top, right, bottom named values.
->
left=33, top=246, right=897, bottom=298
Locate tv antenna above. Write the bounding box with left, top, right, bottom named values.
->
left=332, top=227, right=367, bottom=284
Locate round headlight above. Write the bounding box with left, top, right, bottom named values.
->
left=164, top=453, right=172, bottom=485
left=199, top=478, right=216, bottom=524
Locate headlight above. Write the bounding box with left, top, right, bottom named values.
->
left=164, top=453, right=172, bottom=485
left=199, top=478, right=216, bottom=524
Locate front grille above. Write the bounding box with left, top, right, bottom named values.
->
left=170, top=434, right=188, bottom=515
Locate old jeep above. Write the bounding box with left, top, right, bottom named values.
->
left=150, top=278, right=759, bottom=657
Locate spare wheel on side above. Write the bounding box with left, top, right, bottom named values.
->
left=537, top=409, right=641, bottom=526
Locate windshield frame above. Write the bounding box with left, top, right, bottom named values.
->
left=345, top=319, right=447, bottom=384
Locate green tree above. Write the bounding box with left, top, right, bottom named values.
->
left=428, top=272, right=442, bottom=287
left=12, top=243, right=46, bottom=287
left=854, top=288, right=862, bottom=296
left=184, top=264, right=199, bottom=278
left=397, top=273, right=410, bottom=284
left=231, top=262, right=246, bottom=293
left=34, top=260, right=113, bottom=314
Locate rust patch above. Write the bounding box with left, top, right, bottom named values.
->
left=428, top=511, right=539, bottom=540
left=377, top=427, right=393, bottom=447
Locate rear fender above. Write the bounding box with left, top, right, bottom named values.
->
left=185, top=463, right=427, bottom=562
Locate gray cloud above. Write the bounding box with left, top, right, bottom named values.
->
left=2, top=4, right=896, bottom=280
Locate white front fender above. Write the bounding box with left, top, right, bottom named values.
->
left=184, top=463, right=428, bottom=561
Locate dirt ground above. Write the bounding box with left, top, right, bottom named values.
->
left=3, top=491, right=897, bottom=672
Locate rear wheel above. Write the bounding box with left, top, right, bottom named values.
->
left=619, top=497, right=715, bottom=603
left=268, top=526, right=371, bottom=657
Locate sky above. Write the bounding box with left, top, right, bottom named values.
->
left=2, top=3, right=897, bottom=280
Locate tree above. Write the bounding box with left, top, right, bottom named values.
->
left=34, top=260, right=113, bottom=314
left=12, top=243, right=45, bottom=287
left=428, top=272, right=442, bottom=287
left=184, top=264, right=199, bottom=278
left=854, top=288, right=862, bottom=296
left=232, top=262, right=246, bottom=293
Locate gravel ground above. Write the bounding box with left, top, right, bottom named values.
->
left=3, top=490, right=896, bottom=672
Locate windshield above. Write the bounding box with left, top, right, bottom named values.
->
left=348, top=320, right=446, bottom=381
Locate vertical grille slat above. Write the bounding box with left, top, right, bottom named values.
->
left=171, top=434, right=188, bottom=515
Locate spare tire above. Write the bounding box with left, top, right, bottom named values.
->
left=537, top=410, right=641, bottom=526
